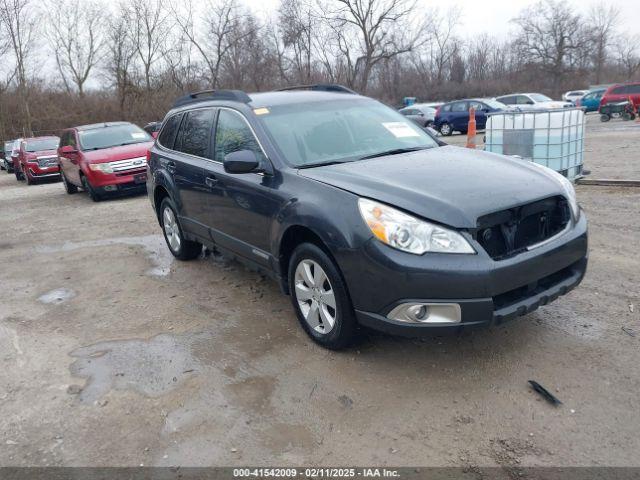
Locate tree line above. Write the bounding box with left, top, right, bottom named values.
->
left=0, top=0, right=638, bottom=139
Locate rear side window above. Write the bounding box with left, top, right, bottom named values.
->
left=158, top=114, right=182, bottom=149
left=497, top=96, right=515, bottom=104
left=174, top=109, right=215, bottom=158
left=214, top=109, right=265, bottom=163
left=451, top=102, right=467, bottom=112
left=441, top=104, right=451, bottom=112
left=611, top=86, right=626, bottom=94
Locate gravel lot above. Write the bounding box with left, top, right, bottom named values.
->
left=0, top=117, right=639, bottom=469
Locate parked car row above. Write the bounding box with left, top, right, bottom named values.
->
left=400, top=81, right=640, bottom=136
left=2, top=122, right=154, bottom=201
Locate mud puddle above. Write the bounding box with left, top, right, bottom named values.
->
left=38, top=288, right=76, bottom=304
left=69, top=332, right=211, bottom=403
left=37, top=235, right=174, bottom=276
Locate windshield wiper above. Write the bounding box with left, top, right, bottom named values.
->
left=298, top=160, right=349, bottom=169
left=359, top=146, right=430, bottom=160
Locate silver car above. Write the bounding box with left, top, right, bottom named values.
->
left=398, top=104, right=438, bottom=128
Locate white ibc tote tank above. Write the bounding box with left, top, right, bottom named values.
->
left=485, top=108, right=586, bottom=181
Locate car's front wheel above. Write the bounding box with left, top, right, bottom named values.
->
left=160, top=197, right=202, bottom=260
left=61, top=170, right=78, bottom=194
left=288, top=243, right=356, bottom=350
left=439, top=122, right=453, bottom=136
left=81, top=174, right=102, bottom=202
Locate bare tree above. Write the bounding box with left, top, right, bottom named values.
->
left=279, top=0, right=316, bottom=84
left=615, top=34, right=640, bottom=80
left=587, top=2, right=619, bottom=84
left=125, top=0, right=170, bottom=91
left=173, top=0, right=257, bottom=89
left=325, top=0, right=427, bottom=93
left=0, top=0, right=34, bottom=135
left=104, top=11, right=138, bottom=117
left=512, top=0, right=591, bottom=89
left=44, top=0, right=104, bottom=97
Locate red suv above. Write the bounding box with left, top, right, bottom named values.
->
left=15, top=136, right=61, bottom=184
left=58, top=122, right=154, bottom=201
left=599, top=82, right=640, bottom=109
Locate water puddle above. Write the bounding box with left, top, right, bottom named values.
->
left=69, top=332, right=210, bottom=403
left=37, top=235, right=174, bottom=276
left=38, top=288, right=76, bottom=304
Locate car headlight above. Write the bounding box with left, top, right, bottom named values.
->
left=88, top=163, right=113, bottom=174
left=358, top=198, right=475, bottom=255
left=528, top=163, right=579, bottom=220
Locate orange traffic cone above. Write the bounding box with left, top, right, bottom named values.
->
left=466, top=107, right=477, bottom=149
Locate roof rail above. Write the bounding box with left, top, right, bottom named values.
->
left=172, top=89, right=252, bottom=108
left=277, top=84, right=357, bottom=94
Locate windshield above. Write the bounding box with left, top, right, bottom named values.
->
left=258, top=99, right=438, bottom=167
left=25, top=137, right=60, bottom=152
left=530, top=94, right=552, bottom=102
left=78, top=124, right=152, bottom=150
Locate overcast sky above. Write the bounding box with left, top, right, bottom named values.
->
left=249, top=0, right=639, bottom=38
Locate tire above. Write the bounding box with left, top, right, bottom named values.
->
left=25, top=170, right=35, bottom=185
left=61, top=170, right=78, bottom=194
left=288, top=242, right=357, bottom=350
left=425, top=120, right=434, bottom=129
left=159, top=197, right=202, bottom=260
left=439, top=122, right=453, bottom=136
left=600, top=114, right=610, bottom=122
left=81, top=174, right=102, bottom=202
left=15, top=170, right=24, bottom=181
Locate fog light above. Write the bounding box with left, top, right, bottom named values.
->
left=407, top=304, right=428, bottom=321
left=104, top=185, right=117, bottom=192
left=387, top=302, right=461, bottom=324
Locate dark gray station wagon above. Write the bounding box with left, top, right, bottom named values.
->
left=147, top=85, right=588, bottom=349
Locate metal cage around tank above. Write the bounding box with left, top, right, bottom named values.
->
left=484, top=108, right=586, bottom=181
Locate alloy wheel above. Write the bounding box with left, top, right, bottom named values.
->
left=163, top=206, right=182, bottom=253
left=294, top=259, right=337, bottom=334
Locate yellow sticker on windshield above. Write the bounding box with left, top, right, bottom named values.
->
left=254, top=107, right=270, bottom=115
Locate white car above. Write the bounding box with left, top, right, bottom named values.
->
left=495, top=93, right=572, bottom=110
left=563, top=90, right=590, bottom=104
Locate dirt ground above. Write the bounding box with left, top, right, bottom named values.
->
left=0, top=117, right=639, bottom=469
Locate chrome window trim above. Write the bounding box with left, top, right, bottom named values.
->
left=156, top=106, right=270, bottom=169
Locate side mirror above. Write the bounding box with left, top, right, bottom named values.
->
left=418, top=112, right=425, bottom=117
left=224, top=150, right=260, bottom=174
left=60, top=145, right=77, bottom=154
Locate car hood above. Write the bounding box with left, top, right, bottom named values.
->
left=82, top=142, right=153, bottom=164
left=298, top=146, right=566, bottom=228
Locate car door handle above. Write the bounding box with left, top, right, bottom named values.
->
left=205, top=175, right=218, bottom=188
left=166, top=161, right=176, bottom=174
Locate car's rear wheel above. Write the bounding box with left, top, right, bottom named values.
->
left=61, top=170, right=78, bottom=194
left=439, top=122, right=453, bottom=136
left=600, top=114, right=610, bottom=122
left=81, top=174, right=102, bottom=202
left=288, top=243, right=356, bottom=350
left=160, top=197, right=202, bottom=260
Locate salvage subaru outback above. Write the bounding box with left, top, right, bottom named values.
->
left=147, top=85, right=588, bottom=349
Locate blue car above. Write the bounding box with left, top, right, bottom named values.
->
left=434, top=99, right=506, bottom=136
left=576, top=88, right=606, bottom=113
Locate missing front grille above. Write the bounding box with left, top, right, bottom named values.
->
left=475, top=196, right=570, bottom=260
